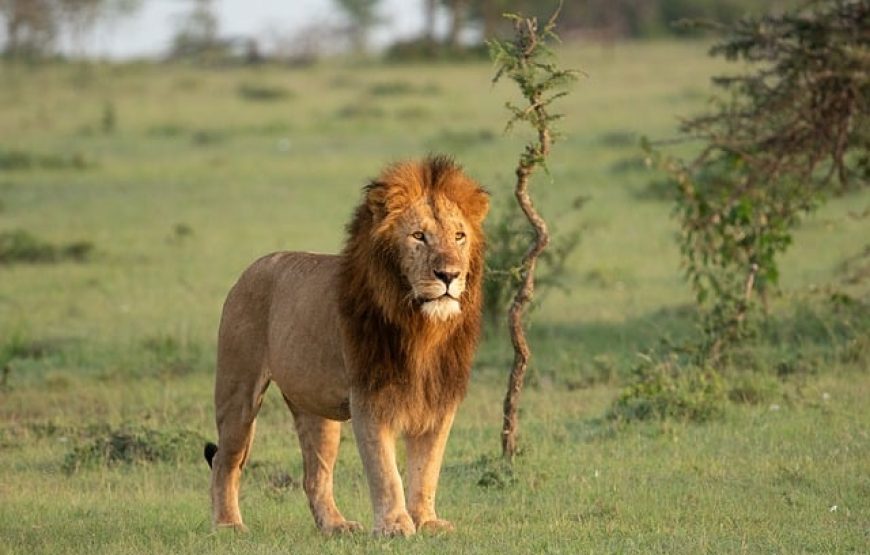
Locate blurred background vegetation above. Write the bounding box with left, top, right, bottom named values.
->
left=1, top=0, right=803, bottom=63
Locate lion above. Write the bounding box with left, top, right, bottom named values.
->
left=204, top=156, right=489, bottom=536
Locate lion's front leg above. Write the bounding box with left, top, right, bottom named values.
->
left=404, top=409, right=456, bottom=533
left=350, top=396, right=416, bottom=537
left=290, top=407, right=363, bottom=536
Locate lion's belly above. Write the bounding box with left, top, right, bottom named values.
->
left=270, top=340, right=351, bottom=421
left=266, top=252, right=352, bottom=421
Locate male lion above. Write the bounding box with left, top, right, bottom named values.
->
left=205, top=156, right=489, bottom=536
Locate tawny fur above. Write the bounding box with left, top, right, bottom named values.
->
left=208, top=156, right=489, bottom=536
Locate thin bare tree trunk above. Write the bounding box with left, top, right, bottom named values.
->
left=423, top=0, right=437, bottom=44
left=743, top=265, right=758, bottom=301
left=447, top=0, right=467, bottom=49
left=491, top=5, right=573, bottom=462
left=482, top=0, right=500, bottom=40
left=708, top=262, right=759, bottom=360
left=501, top=89, right=552, bottom=460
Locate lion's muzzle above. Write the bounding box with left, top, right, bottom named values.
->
left=420, top=296, right=461, bottom=321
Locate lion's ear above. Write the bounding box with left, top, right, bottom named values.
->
left=365, top=180, right=389, bottom=221
left=462, top=187, right=490, bottom=225
left=366, top=180, right=413, bottom=227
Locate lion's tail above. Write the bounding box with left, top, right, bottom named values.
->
left=204, top=442, right=218, bottom=468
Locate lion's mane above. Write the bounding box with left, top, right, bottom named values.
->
left=337, top=156, right=488, bottom=434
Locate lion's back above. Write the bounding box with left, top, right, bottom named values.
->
left=218, top=251, right=351, bottom=420
left=220, top=251, right=340, bottom=329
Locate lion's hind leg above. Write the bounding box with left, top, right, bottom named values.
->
left=210, top=360, right=269, bottom=531
left=289, top=403, right=363, bottom=535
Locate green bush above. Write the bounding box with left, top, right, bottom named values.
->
left=0, top=332, right=60, bottom=367
left=0, top=148, right=91, bottom=170
left=608, top=354, right=727, bottom=423
left=727, top=372, right=782, bottom=405
left=367, top=80, right=440, bottom=97
left=190, top=129, right=226, bottom=146
left=644, top=0, right=868, bottom=359
left=0, top=229, right=93, bottom=264
left=62, top=426, right=206, bottom=474
left=384, top=39, right=488, bottom=63
left=237, top=82, right=294, bottom=102
left=473, top=455, right=516, bottom=489
left=335, top=102, right=386, bottom=119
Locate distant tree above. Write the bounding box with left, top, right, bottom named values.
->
left=1, top=0, right=58, bottom=58
left=333, top=0, right=381, bottom=54
left=440, top=0, right=803, bottom=46
left=0, top=0, right=141, bottom=59
left=169, top=0, right=219, bottom=60
left=444, top=0, right=468, bottom=48
left=428, top=0, right=504, bottom=48
left=59, top=0, right=102, bottom=56
left=61, top=0, right=142, bottom=56
left=473, top=0, right=511, bottom=40
left=398, top=0, right=804, bottom=62
left=423, top=0, right=436, bottom=43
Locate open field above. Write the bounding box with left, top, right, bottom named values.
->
left=0, top=41, right=868, bottom=554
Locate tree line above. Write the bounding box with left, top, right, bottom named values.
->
left=2, top=0, right=803, bottom=61
left=345, top=0, right=802, bottom=56
left=0, top=0, right=140, bottom=58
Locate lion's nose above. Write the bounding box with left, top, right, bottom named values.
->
left=434, top=270, right=460, bottom=286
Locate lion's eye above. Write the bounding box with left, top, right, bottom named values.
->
left=411, top=231, right=426, bottom=242
left=455, top=231, right=466, bottom=242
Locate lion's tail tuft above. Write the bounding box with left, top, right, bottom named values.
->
left=204, top=442, right=218, bottom=468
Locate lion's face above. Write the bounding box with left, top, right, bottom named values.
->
left=391, top=196, right=474, bottom=321
left=361, top=158, right=488, bottom=323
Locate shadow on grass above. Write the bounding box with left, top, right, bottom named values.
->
left=477, top=292, right=868, bottom=388
left=476, top=303, right=699, bottom=386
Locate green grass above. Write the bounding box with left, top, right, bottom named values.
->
left=0, top=41, right=867, bottom=554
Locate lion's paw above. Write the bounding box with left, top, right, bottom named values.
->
left=372, top=513, right=416, bottom=537
left=322, top=520, right=364, bottom=536
left=214, top=522, right=249, bottom=534
left=418, top=518, right=455, bottom=534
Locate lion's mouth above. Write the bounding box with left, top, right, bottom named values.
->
left=420, top=296, right=461, bottom=321
left=424, top=293, right=458, bottom=302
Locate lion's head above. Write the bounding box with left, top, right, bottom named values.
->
left=341, top=156, right=489, bottom=326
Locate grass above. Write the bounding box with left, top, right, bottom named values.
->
left=0, top=41, right=867, bottom=553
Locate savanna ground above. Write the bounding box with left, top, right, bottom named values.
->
left=0, top=41, right=868, bottom=554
